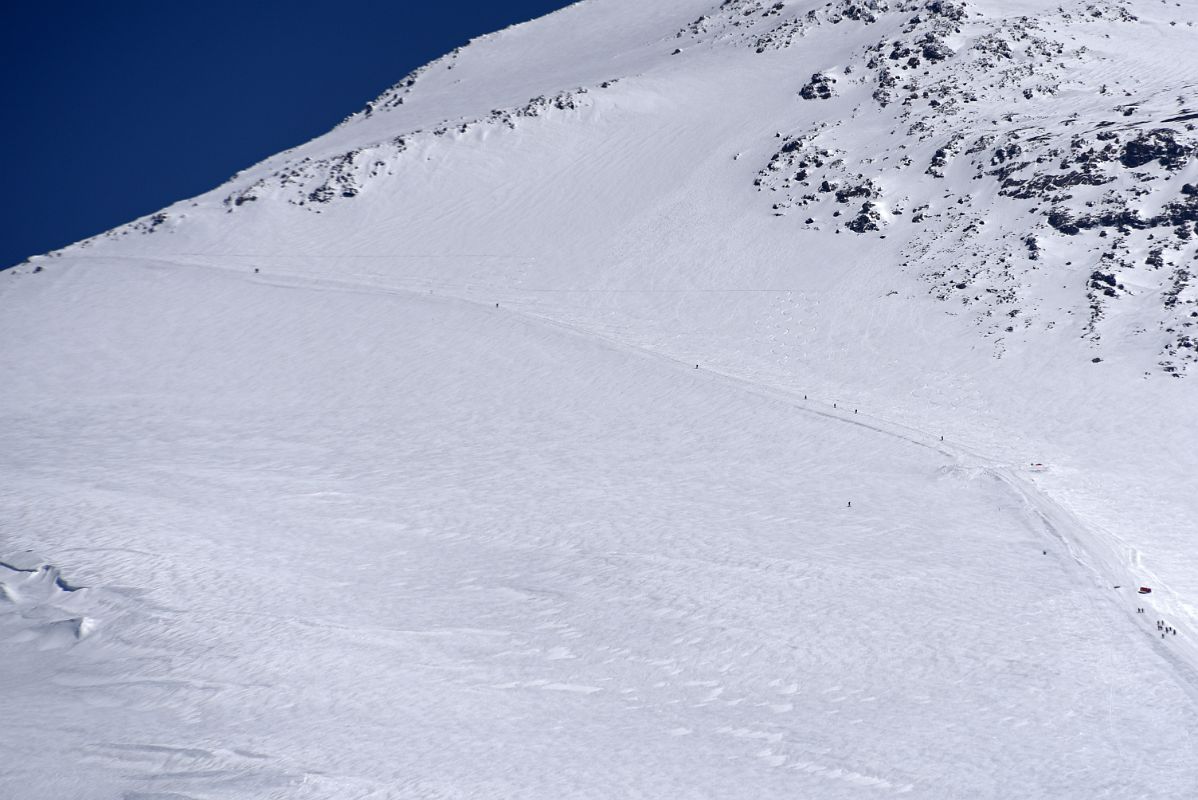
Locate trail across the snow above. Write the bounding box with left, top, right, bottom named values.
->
left=509, top=291, right=1198, bottom=695
left=8, top=254, right=1198, bottom=798
left=134, top=254, right=1198, bottom=694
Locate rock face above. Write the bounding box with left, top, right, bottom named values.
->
left=799, top=73, right=837, bottom=100
left=1120, top=128, right=1193, bottom=170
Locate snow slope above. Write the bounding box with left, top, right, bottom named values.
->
left=5, top=258, right=1198, bottom=798
left=4, top=0, right=1198, bottom=797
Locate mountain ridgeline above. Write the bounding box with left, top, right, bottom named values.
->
left=26, top=0, right=1198, bottom=376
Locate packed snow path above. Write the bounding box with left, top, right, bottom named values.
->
left=3, top=259, right=1197, bottom=798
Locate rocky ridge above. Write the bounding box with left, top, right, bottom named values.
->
left=737, top=0, right=1197, bottom=372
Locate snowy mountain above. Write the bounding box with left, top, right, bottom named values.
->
left=4, top=1, right=1198, bottom=797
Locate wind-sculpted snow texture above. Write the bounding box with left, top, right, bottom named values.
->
left=5, top=0, right=1198, bottom=798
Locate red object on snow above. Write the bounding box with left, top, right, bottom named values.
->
left=1138, top=587, right=1152, bottom=594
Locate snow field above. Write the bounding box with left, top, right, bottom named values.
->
left=3, top=260, right=1197, bottom=797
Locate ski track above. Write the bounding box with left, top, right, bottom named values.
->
left=6, top=253, right=1198, bottom=797
left=102, top=254, right=1198, bottom=694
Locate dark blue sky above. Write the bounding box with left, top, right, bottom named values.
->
left=1, top=1, right=574, bottom=268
